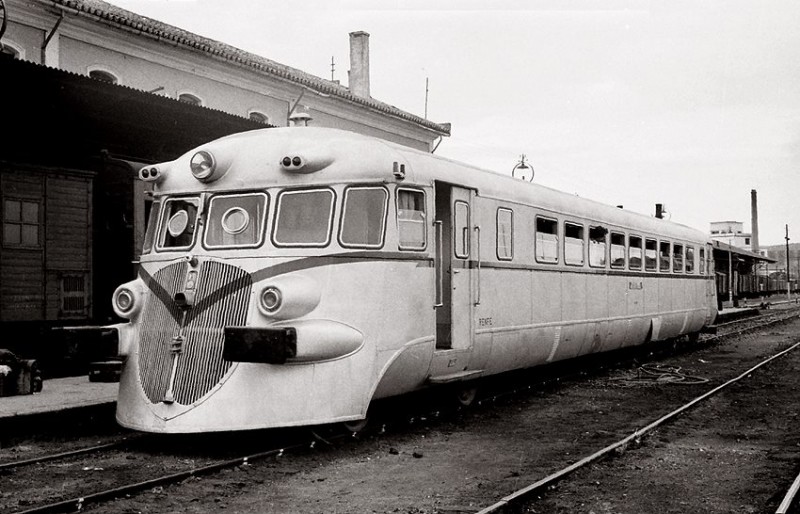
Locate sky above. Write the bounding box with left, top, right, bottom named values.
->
left=107, top=0, right=800, bottom=246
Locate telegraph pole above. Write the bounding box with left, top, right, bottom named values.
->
left=786, top=224, right=791, bottom=299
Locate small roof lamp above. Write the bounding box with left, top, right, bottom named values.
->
left=289, top=112, right=312, bottom=127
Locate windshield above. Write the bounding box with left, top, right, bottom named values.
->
left=204, top=193, right=268, bottom=248
left=157, top=197, right=200, bottom=250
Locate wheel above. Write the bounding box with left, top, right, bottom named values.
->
left=454, top=386, right=478, bottom=407
left=342, top=417, right=369, bottom=433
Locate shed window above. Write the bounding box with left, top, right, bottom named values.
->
left=535, top=217, right=558, bottom=263
left=673, top=244, right=684, bottom=272
left=686, top=246, right=695, bottom=273
left=659, top=241, right=671, bottom=272
left=645, top=239, right=657, bottom=271
left=340, top=187, right=387, bottom=248
left=249, top=111, right=269, bottom=124
left=89, top=69, right=118, bottom=84
left=157, top=197, right=200, bottom=249
left=564, top=222, right=584, bottom=266
left=397, top=189, right=426, bottom=250
left=629, top=235, right=643, bottom=270
left=496, top=208, right=513, bottom=260
left=3, top=199, right=41, bottom=247
left=589, top=226, right=607, bottom=268
left=454, top=201, right=470, bottom=259
left=178, top=93, right=203, bottom=106
left=205, top=193, right=268, bottom=248
left=274, top=189, right=334, bottom=246
left=610, top=232, right=625, bottom=269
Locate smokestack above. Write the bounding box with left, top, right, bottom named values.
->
left=751, top=189, right=759, bottom=253
left=348, top=31, right=370, bottom=98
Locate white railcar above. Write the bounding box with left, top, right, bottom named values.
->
left=108, top=127, right=718, bottom=433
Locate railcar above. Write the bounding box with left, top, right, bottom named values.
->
left=104, top=127, right=718, bottom=433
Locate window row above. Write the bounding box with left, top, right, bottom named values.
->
left=493, top=209, right=711, bottom=275
left=143, top=187, right=426, bottom=253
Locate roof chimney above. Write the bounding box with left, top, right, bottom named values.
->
left=348, top=31, right=370, bottom=98
left=751, top=189, right=759, bottom=253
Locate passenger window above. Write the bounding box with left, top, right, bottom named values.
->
left=659, top=241, right=671, bottom=272
left=610, top=232, right=625, bottom=269
left=686, top=246, right=695, bottom=273
left=645, top=239, right=657, bottom=271
left=142, top=200, right=161, bottom=254
left=699, top=248, right=705, bottom=274
left=397, top=189, right=426, bottom=250
left=564, top=222, right=584, bottom=266
left=340, top=187, right=388, bottom=248
left=535, top=217, right=558, bottom=263
left=496, top=208, right=513, bottom=260
left=629, top=235, right=643, bottom=270
left=274, top=189, right=334, bottom=246
left=673, top=244, right=684, bottom=272
left=454, top=201, right=469, bottom=259
left=158, top=197, right=200, bottom=250
left=589, top=226, right=607, bottom=268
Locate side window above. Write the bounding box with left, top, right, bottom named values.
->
left=454, top=201, right=469, bottom=259
left=610, top=232, right=625, bottom=269
left=340, top=187, right=388, bottom=248
left=3, top=199, right=41, bottom=247
left=645, top=238, right=658, bottom=271
left=589, top=226, right=607, bottom=268
left=686, top=246, right=695, bottom=274
left=157, top=197, right=200, bottom=250
left=673, top=243, right=684, bottom=272
left=629, top=235, right=643, bottom=270
left=205, top=193, right=268, bottom=248
left=142, top=200, right=161, bottom=254
left=535, top=216, right=558, bottom=263
left=274, top=189, right=334, bottom=247
left=564, top=222, right=584, bottom=266
left=659, top=241, right=671, bottom=272
left=699, top=247, right=706, bottom=274
left=496, top=208, right=513, bottom=261
left=397, top=189, right=426, bottom=250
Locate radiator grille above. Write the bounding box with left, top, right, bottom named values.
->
left=137, top=260, right=251, bottom=405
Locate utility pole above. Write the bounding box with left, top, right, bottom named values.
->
left=424, top=77, right=429, bottom=119
left=786, top=224, right=791, bottom=299
left=330, top=56, right=335, bottom=81
left=728, top=241, right=734, bottom=305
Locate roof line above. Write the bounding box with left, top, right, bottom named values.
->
left=41, top=0, right=451, bottom=136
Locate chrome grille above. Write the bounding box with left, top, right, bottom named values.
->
left=137, top=260, right=252, bottom=405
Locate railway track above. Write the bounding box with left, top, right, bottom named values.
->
left=3, top=307, right=798, bottom=514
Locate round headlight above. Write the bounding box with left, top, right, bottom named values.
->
left=260, top=287, right=282, bottom=313
left=190, top=150, right=215, bottom=180
left=115, top=288, right=135, bottom=313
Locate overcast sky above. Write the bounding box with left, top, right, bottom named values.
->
left=108, top=0, right=800, bottom=246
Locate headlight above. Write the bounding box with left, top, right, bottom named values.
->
left=259, top=287, right=282, bottom=314
left=190, top=150, right=216, bottom=180
left=113, top=282, right=144, bottom=319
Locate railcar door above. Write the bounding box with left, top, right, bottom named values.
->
left=434, top=182, right=474, bottom=350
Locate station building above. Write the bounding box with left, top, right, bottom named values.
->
left=0, top=0, right=450, bottom=370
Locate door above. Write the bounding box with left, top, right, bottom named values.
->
left=434, top=182, right=473, bottom=350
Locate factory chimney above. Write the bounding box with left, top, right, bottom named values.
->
left=348, top=31, right=370, bottom=99
left=751, top=189, right=759, bottom=253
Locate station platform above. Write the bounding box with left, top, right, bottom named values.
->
left=0, top=375, right=117, bottom=422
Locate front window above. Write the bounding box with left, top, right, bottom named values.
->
left=274, top=189, right=334, bottom=246
left=157, top=197, right=200, bottom=250
left=205, top=193, right=268, bottom=248
left=339, top=187, right=387, bottom=248
left=142, top=200, right=161, bottom=254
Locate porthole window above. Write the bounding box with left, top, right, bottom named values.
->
left=222, top=207, right=250, bottom=235
left=167, top=210, right=189, bottom=238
